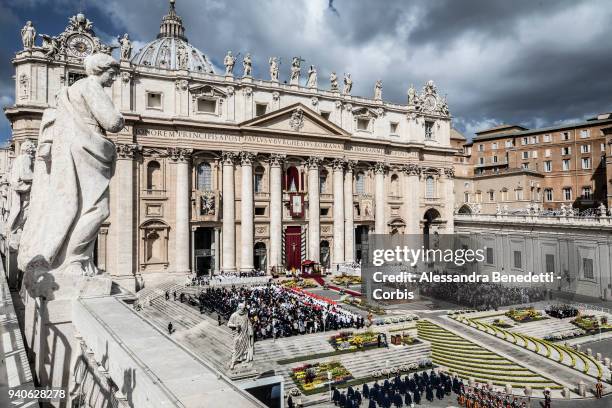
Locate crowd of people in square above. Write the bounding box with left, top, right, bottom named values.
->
left=194, top=284, right=364, bottom=340
left=545, top=304, right=579, bottom=319
left=185, top=271, right=270, bottom=287
left=421, top=281, right=547, bottom=310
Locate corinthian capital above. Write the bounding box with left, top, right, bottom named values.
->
left=331, top=158, right=346, bottom=171
left=167, top=147, right=193, bottom=163
left=240, top=152, right=256, bottom=166
left=268, top=153, right=286, bottom=167
left=401, top=163, right=422, bottom=176
left=444, top=167, right=455, bottom=179
left=221, top=151, right=237, bottom=165
left=373, top=161, right=387, bottom=175
left=116, top=143, right=141, bottom=160
left=306, top=156, right=322, bottom=169
left=345, top=160, right=357, bottom=173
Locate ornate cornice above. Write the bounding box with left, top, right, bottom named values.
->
left=115, top=143, right=141, bottom=160
left=167, top=147, right=193, bottom=163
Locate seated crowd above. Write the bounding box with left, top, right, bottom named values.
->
left=421, top=281, right=547, bottom=310
left=196, top=284, right=364, bottom=340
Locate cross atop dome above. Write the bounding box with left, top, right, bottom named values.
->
left=158, top=0, right=187, bottom=41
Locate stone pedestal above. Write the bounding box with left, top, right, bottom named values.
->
left=23, top=273, right=112, bottom=408
left=374, top=163, right=386, bottom=234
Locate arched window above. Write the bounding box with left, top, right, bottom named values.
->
left=197, top=162, right=212, bottom=191
left=425, top=176, right=435, bottom=198
left=285, top=166, right=300, bottom=192
left=254, top=166, right=265, bottom=193
left=146, top=161, right=161, bottom=190
left=355, top=172, right=365, bottom=194
left=319, top=170, right=328, bottom=194
left=390, top=174, right=399, bottom=196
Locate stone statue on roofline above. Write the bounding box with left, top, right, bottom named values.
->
left=242, top=53, right=252, bottom=77
left=6, top=140, right=36, bottom=252
left=269, top=56, right=280, bottom=81
left=21, top=21, right=36, bottom=49
left=224, top=51, right=236, bottom=76
left=18, top=53, right=124, bottom=300
left=118, top=33, right=132, bottom=60
left=330, top=71, right=339, bottom=91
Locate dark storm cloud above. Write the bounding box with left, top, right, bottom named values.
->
left=1, top=0, right=611, bottom=140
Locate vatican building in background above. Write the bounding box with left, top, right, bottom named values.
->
left=6, top=0, right=456, bottom=289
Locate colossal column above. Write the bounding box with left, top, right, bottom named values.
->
left=306, top=157, right=321, bottom=263
left=115, top=143, right=140, bottom=280
left=402, top=163, right=421, bottom=235
left=443, top=167, right=455, bottom=232
left=269, top=154, right=285, bottom=271
left=222, top=152, right=236, bottom=272
left=344, top=161, right=355, bottom=263
left=240, top=152, right=255, bottom=271
left=332, top=159, right=345, bottom=266
left=170, top=147, right=192, bottom=274
left=374, top=162, right=387, bottom=234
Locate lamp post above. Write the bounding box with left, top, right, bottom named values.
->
left=327, top=371, right=333, bottom=401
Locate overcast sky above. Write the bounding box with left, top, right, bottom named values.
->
left=1, top=0, right=612, bottom=142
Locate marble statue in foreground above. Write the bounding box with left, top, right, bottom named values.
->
left=228, top=303, right=254, bottom=370
left=18, top=53, right=124, bottom=300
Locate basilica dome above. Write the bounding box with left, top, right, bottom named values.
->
left=131, top=0, right=215, bottom=73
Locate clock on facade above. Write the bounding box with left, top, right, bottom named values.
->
left=424, top=94, right=437, bottom=112
left=67, top=34, right=94, bottom=58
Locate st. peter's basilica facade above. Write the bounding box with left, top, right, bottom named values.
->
left=6, top=1, right=456, bottom=288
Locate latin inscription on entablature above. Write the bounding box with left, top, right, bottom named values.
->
left=389, top=149, right=419, bottom=158
left=242, top=135, right=343, bottom=151
left=135, top=128, right=241, bottom=143
left=345, top=144, right=385, bottom=155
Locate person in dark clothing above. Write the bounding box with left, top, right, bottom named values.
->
left=333, top=387, right=340, bottom=405
left=404, top=391, right=412, bottom=406
left=217, top=314, right=222, bottom=326
left=362, top=383, right=370, bottom=399
left=173, top=291, right=177, bottom=300
left=165, top=291, right=169, bottom=300
left=167, top=322, right=173, bottom=334
left=339, top=391, right=347, bottom=407
left=355, top=390, right=362, bottom=406
left=368, top=398, right=377, bottom=408
left=413, top=389, right=421, bottom=404
left=287, top=395, right=294, bottom=408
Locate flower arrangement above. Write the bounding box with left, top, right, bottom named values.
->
left=505, top=307, right=545, bottom=323
left=280, top=278, right=318, bottom=289
left=291, top=361, right=353, bottom=392
left=329, top=330, right=380, bottom=351
left=331, top=275, right=362, bottom=285
left=571, top=315, right=612, bottom=333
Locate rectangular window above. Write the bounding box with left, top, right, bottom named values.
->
left=543, top=134, right=551, bottom=142
left=562, top=159, right=571, bottom=171
left=255, top=103, right=267, bottom=117
left=582, top=258, right=594, bottom=279
left=254, top=173, right=264, bottom=193
left=522, top=137, right=528, bottom=145
left=561, top=146, right=571, bottom=155
left=320, top=207, right=330, bottom=216
left=146, top=92, right=162, bottom=109
left=580, top=129, right=589, bottom=138
left=492, top=142, right=498, bottom=150
left=545, top=254, right=555, bottom=273
left=390, top=122, right=399, bottom=134
left=320, top=111, right=331, bottom=120
left=522, top=151, right=529, bottom=159
left=544, top=189, right=553, bottom=201
left=513, top=251, right=522, bottom=269
left=532, top=150, right=538, bottom=158
left=197, top=98, right=217, bottom=113
left=581, top=158, right=591, bottom=169
left=582, top=186, right=592, bottom=199
left=254, top=207, right=266, bottom=216
left=544, top=161, right=552, bottom=172
left=492, top=155, right=498, bottom=163
left=505, top=140, right=513, bottom=148
left=521, top=163, right=529, bottom=169
left=464, top=192, right=469, bottom=202
left=486, top=247, right=494, bottom=264
left=489, top=191, right=495, bottom=201
left=531, top=136, right=538, bottom=144
left=516, top=189, right=523, bottom=200
left=562, top=131, right=570, bottom=141
left=563, top=187, right=572, bottom=200
left=581, top=144, right=591, bottom=153
left=425, top=121, right=434, bottom=139
left=544, top=149, right=551, bottom=157
left=357, top=118, right=370, bottom=131
left=478, top=144, right=484, bottom=152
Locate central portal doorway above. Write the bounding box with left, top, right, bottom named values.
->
left=284, top=226, right=302, bottom=271
left=194, top=227, right=215, bottom=276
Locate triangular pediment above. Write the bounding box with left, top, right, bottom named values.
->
left=240, top=103, right=349, bottom=137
